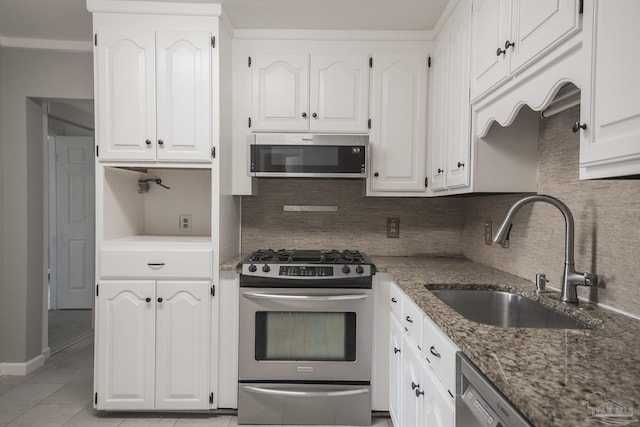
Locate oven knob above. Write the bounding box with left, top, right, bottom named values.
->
left=342, top=265, right=351, bottom=274
left=356, top=265, right=364, bottom=274
left=262, top=264, right=271, bottom=273
left=248, top=264, right=257, bottom=272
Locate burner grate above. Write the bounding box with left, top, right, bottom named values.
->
left=247, top=249, right=367, bottom=264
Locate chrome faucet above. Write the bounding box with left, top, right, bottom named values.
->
left=493, top=195, right=597, bottom=304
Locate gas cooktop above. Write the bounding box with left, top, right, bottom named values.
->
left=246, top=249, right=370, bottom=264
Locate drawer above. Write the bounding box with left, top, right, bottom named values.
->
left=402, top=296, right=423, bottom=348
left=101, top=248, right=212, bottom=279
left=389, top=282, right=403, bottom=320
left=423, top=315, right=459, bottom=397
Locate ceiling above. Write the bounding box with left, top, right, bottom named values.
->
left=0, top=0, right=450, bottom=42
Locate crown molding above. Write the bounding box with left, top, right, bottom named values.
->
left=0, top=35, right=92, bottom=52
left=232, top=29, right=434, bottom=42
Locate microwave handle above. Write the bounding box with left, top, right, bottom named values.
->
left=241, top=385, right=370, bottom=398
left=242, top=292, right=369, bottom=302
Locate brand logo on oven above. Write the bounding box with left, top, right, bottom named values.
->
left=352, top=147, right=361, bottom=154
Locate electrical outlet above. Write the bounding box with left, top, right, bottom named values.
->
left=484, top=221, right=492, bottom=245
left=387, top=217, right=400, bottom=238
left=179, top=214, right=192, bottom=232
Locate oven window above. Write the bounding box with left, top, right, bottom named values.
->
left=255, top=312, right=357, bottom=361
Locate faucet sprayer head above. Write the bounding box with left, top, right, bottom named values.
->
left=493, top=222, right=512, bottom=246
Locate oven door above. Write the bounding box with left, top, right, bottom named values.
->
left=239, top=287, right=372, bottom=382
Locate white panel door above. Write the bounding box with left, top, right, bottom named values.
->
left=55, top=137, right=95, bottom=309
left=250, top=54, right=309, bottom=132
left=580, top=0, right=640, bottom=178
left=510, top=0, right=579, bottom=72
left=401, top=335, right=424, bottom=427
left=470, top=0, right=510, bottom=99
left=310, top=54, right=369, bottom=133
left=96, top=29, right=156, bottom=160
left=389, top=314, right=403, bottom=427
left=423, top=364, right=455, bottom=427
left=156, top=31, right=212, bottom=161
left=155, top=281, right=211, bottom=409
left=369, top=54, right=428, bottom=192
left=97, top=281, right=155, bottom=410
left=429, top=35, right=448, bottom=191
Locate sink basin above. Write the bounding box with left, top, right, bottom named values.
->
left=429, top=288, right=591, bottom=329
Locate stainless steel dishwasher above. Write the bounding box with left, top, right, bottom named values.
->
left=456, top=353, right=532, bottom=427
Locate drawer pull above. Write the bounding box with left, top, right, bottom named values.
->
left=393, top=347, right=401, bottom=354
left=147, top=263, right=165, bottom=269
left=429, top=346, right=441, bottom=358
left=405, top=316, right=413, bottom=323
left=391, top=297, right=397, bottom=303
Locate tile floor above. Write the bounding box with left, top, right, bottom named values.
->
left=0, top=337, right=392, bottom=427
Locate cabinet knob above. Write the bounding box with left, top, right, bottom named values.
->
left=301, top=112, right=307, bottom=118
left=312, top=113, right=318, bottom=118
left=374, top=172, right=379, bottom=177
left=157, top=297, right=163, bottom=303
left=437, top=168, right=444, bottom=174
left=145, top=298, right=151, bottom=303
left=411, top=382, right=420, bottom=390
left=572, top=121, right=587, bottom=132
left=145, top=139, right=152, bottom=146
left=157, top=139, right=164, bottom=146
left=504, top=40, right=515, bottom=50
left=393, top=347, right=401, bottom=354
left=415, top=388, right=424, bottom=398
left=496, top=47, right=506, bottom=56
left=457, top=161, right=465, bottom=168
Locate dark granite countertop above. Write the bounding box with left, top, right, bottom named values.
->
left=372, top=255, right=640, bottom=427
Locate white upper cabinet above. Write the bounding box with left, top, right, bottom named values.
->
left=96, top=29, right=212, bottom=162
left=579, top=0, right=640, bottom=179
left=368, top=53, right=428, bottom=194
left=249, top=53, right=369, bottom=133
left=470, top=0, right=580, bottom=101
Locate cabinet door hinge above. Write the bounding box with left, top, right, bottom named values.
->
left=96, top=145, right=99, bottom=157
left=96, top=284, right=99, bottom=297
left=248, top=56, right=252, bottom=67
left=428, top=56, right=432, bottom=68
left=369, top=57, right=373, bottom=68
left=367, top=118, right=371, bottom=129
left=248, top=117, right=252, bottom=128
left=211, top=147, right=216, bottom=158
left=209, top=393, right=214, bottom=404
left=425, top=177, right=428, bottom=188
left=211, top=285, right=215, bottom=297
left=95, top=392, right=98, bottom=404
left=94, top=34, right=97, bottom=46
left=211, top=36, right=216, bottom=48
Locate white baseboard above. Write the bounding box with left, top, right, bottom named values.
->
left=0, top=353, right=46, bottom=376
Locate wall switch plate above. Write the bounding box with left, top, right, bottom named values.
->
left=484, top=221, right=492, bottom=245
left=179, top=214, right=192, bottom=232
left=387, top=217, right=400, bottom=238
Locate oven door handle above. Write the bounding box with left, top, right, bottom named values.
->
left=241, top=385, right=370, bottom=398
left=242, top=292, right=370, bottom=301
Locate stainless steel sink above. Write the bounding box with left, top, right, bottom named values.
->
left=429, top=288, right=591, bottom=329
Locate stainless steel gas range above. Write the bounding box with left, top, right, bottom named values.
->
left=236, top=249, right=376, bottom=426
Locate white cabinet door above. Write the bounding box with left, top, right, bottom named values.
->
left=401, top=334, right=425, bottom=427
left=389, top=314, right=403, bottom=427
left=156, top=31, right=212, bottom=161
left=96, top=280, right=156, bottom=410
left=510, top=0, right=580, bottom=72
left=470, top=0, right=510, bottom=99
left=309, top=54, right=369, bottom=133
left=429, top=36, right=448, bottom=191
left=250, top=54, right=309, bottom=132
left=423, top=363, right=455, bottom=427
left=369, top=54, right=428, bottom=193
left=96, top=29, right=156, bottom=161
left=155, top=281, right=211, bottom=409
left=580, top=0, right=640, bottom=179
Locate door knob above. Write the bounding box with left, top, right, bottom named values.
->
left=302, top=112, right=307, bottom=118
left=157, top=297, right=163, bottom=303
left=157, top=139, right=164, bottom=146
left=572, top=122, right=587, bottom=132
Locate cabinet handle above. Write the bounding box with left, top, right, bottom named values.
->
left=415, top=388, right=424, bottom=398
left=394, top=347, right=401, bottom=354
left=411, top=382, right=420, bottom=390
left=572, top=121, right=587, bottom=132
left=504, top=40, right=515, bottom=50
left=437, top=168, right=443, bottom=174
left=374, top=172, right=379, bottom=177
left=405, top=316, right=413, bottom=323
left=157, top=298, right=163, bottom=303
left=429, top=346, right=441, bottom=358
left=147, top=263, right=165, bottom=269
left=301, top=112, right=307, bottom=118
left=391, top=297, right=397, bottom=303
left=145, top=298, right=151, bottom=303
left=496, top=47, right=506, bottom=56
left=457, top=161, right=465, bottom=168
left=312, top=113, right=318, bottom=118
left=157, top=139, right=164, bottom=146
left=145, top=139, right=152, bottom=146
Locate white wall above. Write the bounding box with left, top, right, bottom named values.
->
left=0, top=47, right=93, bottom=365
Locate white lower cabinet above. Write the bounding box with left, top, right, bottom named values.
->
left=389, top=314, right=404, bottom=426
left=423, top=362, right=455, bottom=427
left=402, top=335, right=426, bottom=427
left=96, top=280, right=211, bottom=410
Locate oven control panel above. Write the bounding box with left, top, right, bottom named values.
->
left=279, top=266, right=333, bottom=276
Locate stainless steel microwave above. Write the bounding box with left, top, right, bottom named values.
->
left=248, top=134, right=368, bottom=178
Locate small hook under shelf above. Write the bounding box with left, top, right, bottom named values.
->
left=138, top=178, right=171, bottom=194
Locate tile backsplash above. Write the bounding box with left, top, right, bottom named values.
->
left=241, top=106, right=640, bottom=317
